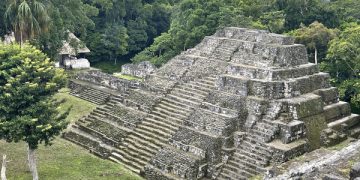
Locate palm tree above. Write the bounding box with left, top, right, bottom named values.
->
left=4, top=0, right=49, bottom=46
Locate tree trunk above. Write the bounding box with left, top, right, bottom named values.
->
left=1, top=155, right=6, bottom=180
left=315, top=48, right=318, bottom=64
left=27, top=146, right=39, bottom=180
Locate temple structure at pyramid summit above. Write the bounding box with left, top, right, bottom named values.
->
left=63, top=27, right=360, bottom=179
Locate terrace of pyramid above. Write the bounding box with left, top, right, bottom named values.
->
left=63, top=27, right=360, bottom=180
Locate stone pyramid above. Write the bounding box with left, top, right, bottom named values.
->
left=64, top=27, right=360, bottom=180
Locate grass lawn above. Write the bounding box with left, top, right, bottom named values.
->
left=91, top=61, right=129, bottom=74
left=0, top=89, right=143, bottom=180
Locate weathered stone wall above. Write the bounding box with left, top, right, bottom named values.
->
left=121, top=61, right=156, bottom=78
left=75, top=70, right=141, bottom=92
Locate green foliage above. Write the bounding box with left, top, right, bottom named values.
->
left=4, top=0, right=49, bottom=44
left=321, top=24, right=360, bottom=112
left=289, top=21, right=338, bottom=63
left=276, top=0, right=339, bottom=30
left=84, top=0, right=173, bottom=64
left=0, top=43, right=68, bottom=149
left=132, top=0, right=264, bottom=66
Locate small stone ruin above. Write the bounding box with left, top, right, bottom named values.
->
left=121, top=61, right=157, bottom=78
left=64, top=27, right=360, bottom=180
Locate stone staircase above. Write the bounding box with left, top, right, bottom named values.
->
left=108, top=76, right=217, bottom=174
left=218, top=112, right=280, bottom=180
left=63, top=93, right=144, bottom=157
left=209, top=39, right=240, bottom=62
left=69, top=81, right=112, bottom=105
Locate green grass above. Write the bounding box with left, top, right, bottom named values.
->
left=0, top=89, right=143, bottom=180
left=91, top=61, right=128, bottom=74
left=113, top=73, right=143, bottom=81
left=54, top=88, right=97, bottom=123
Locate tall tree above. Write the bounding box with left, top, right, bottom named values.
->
left=4, top=0, right=50, bottom=46
left=290, top=21, right=338, bottom=64
left=0, top=43, right=69, bottom=180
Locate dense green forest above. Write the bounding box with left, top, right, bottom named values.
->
left=0, top=0, right=359, bottom=111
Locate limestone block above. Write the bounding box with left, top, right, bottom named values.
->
left=205, top=91, right=246, bottom=110
left=217, top=75, right=249, bottom=96
left=323, top=101, right=351, bottom=123
left=184, top=57, right=228, bottom=80
left=234, top=131, right=246, bottom=148
left=268, top=139, right=309, bottom=163
left=75, top=70, right=141, bottom=92
left=286, top=94, right=323, bottom=120
left=121, top=61, right=156, bottom=78
left=302, top=113, right=328, bottom=150
left=156, top=55, right=195, bottom=81
left=350, top=162, right=360, bottom=180
left=248, top=80, right=286, bottom=99
left=275, top=44, right=308, bottom=67
left=295, top=72, right=331, bottom=95
left=214, top=27, right=294, bottom=45
left=313, top=87, right=339, bottom=105
left=147, top=147, right=204, bottom=179
left=185, top=108, right=237, bottom=137
left=279, top=120, right=306, bottom=144
left=170, top=127, right=223, bottom=165
left=320, top=128, right=347, bottom=147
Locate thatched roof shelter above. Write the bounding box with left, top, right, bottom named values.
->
left=59, top=32, right=90, bottom=55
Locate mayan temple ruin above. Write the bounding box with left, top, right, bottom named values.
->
left=63, top=27, right=360, bottom=179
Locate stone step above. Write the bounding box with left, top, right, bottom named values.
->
left=142, top=119, right=179, bottom=133
left=249, top=129, right=274, bottom=142
left=172, top=88, right=207, bottom=99
left=128, top=131, right=168, bottom=148
left=234, top=152, right=269, bottom=167
left=166, top=94, right=200, bottom=107
left=70, top=93, right=105, bottom=105
left=185, top=83, right=213, bottom=92
left=219, top=168, right=249, bottom=180
left=75, top=122, right=120, bottom=146
left=223, top=163, right=257, bottom=177
left=233, top=154, right=267, bottom=169
left=145, top=116, right=181, bottom=130
left=239, top=143, right=272, bottom=157
left=133, top=128, right=170, bottom=143
left=324, top=101, right=351, bottom=123
left=114, top=148, right=151, bottom=166
left=121, top=139, right=158, bottom=156
left=80, top=91, right=109, bottom=100
left=150, top=111, right=184, bottom=124
left=148, top=113, right=183, bottom=126
left=123, top=135, right=163, bottom=152
left=170, top=91, right=205, bottom=103
left=191, top=81, right=215, bottom=89
left=137, top=124, right=173, bottom=138
left=197, top=79, right=216, bottom=86
left=328, top=114, right=360, bottom=131
left=227, top=160, right=258, bottom=175
left=64, top=127, right=113, bottom=157
left=161, top=98, right=195, bottom=110
left=86, top=114, right=132, bottom=134
left=75, top=94, right=107, bottom=104
left=174, top=86, right=209, bottom=96
left=313, top=87, right=339, bottom=105
left=153, top=106, right=188, bottom=120
left=237, top=148, right=270, bottom=164
left=244, top=136, right=273, bottom=150
left=156, top=103, right=190, bottom=116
